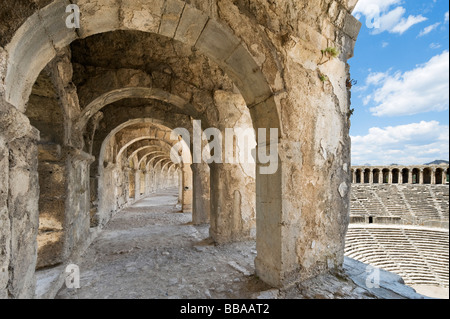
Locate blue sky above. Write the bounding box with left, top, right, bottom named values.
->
left=349, top=0, right=449, bottom=165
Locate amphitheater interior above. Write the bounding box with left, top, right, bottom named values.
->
left=347, top=165, right=449, bottom=299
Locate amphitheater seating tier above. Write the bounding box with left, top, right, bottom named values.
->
left=351, top=185, right=449, bottom=226
left=345, top=226, right=449, bottom=288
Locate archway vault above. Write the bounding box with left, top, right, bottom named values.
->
left=4, top=0, right=280, bottom=132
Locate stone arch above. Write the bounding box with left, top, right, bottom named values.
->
left=95, top=118, right=192, bottom=224
left=402, top=168, right=409, bottom=184
left=435, top=168, right=443, bottom=185
left=373, top=169, right=381, bottom=184
left=136, top=151, right=171, bottom=168
left=423, top=168, right=432, bottom=185
left=412, top=168, right=420, bottom=184
left=127, top=141, right=174, bottom=160
left=382, top=169, right=389, bottom=184
left=392, top=169, right=400, bottom=184
left=74, top=87, right=200, bottom=132
left=123, top=137, right=186, bottom=199
left=5, top=4, right=280, bottom=243
left=3, top=0, right=280, bottom=131
left=355, top=169, right=362, bottom=184
left=98, top=118, right=185, bottom=166
left=363, top=169, right=371, bottom=184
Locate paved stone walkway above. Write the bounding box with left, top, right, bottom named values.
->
left=56, top=188, right=270, bottom=299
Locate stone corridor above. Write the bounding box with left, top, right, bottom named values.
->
left=55, top=188, right=268, bottom=299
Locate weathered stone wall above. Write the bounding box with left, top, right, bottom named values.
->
left=0, top=99, right=40, bottom=298
left=0, top=137, right=9, bottom=299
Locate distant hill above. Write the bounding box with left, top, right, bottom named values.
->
left=425, top=160, right=449, bottom=165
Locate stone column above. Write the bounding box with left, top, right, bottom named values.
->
left=154, top=162, right=162, bottom=191
left=178, top=169, right=183, bottom=203
left=1, top=100, right=40, bottom=298
left=399, top=172, right=403, bottom=184
left=209, top=163, right=255, bottom=244
left=409, top=170, right=414, bottom=184
left=163, top=166, right=170, bottom=189
left=127, top=168, right=136, bottom=200
left=191, top=163, right=211, bottom=225
left=0, top=137, right=9, bottom=300
left=359, top=170, right=364, bottom=184
left=352, top=171, right=356, bottom=183
left=7, top=129, right=40, bottom=299
left=160, top=167, right=167, bottom=190
left=431, top=169, right=436, bottom=185
left=135, top=169, right=141, bottom=200
left=388, top=170, right=393, bottom=184
left=65, top=148, right=95, bottom=259
left=419, top=169, right=424, bottom=185
left=369, top=170, right=374, bottom=184
left=181, top=164, right=193, bottom=212
left=151, top=169, right=157, bottom=193
left=144, top=170, right=151, bottom=195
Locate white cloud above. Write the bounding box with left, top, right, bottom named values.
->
left=430, top=42, right=442, bottom=49
left=353, top=1, right=427, bottom=35
left=365, top=51, right=449, bottom=117
left=366, top=71, right=389, bottom=85
left=353, top=0, right=402, bottom=14
left=382, top=41, right=389, bottom=48
left=445, top=11, right=449, bottom=23
left=418, top=22, right=441, bottom=37
left=351, top=121, right=449, bottom=165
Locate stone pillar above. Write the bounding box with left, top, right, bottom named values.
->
left=169, top=167, right=177, bottom=187
left=369, top=170, right=374, bottom=184
left=399, top=172, right=403, bottom=184
left=1, top=100, right=40, bottom=298
left=431, top=169, right=436, bottom=185
left=388, top=171, right=393, bottom=184
left=162, top=167, right=169, bottom=189
left=144, top=171, right=150, bottom=194
left=191, top=163, right=211, bottom=225
left=151, top=169, right=156, bottom=193
left=209, top=163, right=255, bottom=244
left=181, top=164, right=193, bottom=212
left=127, top=168, right=135, bottom=200
left=409, top=171, right=414, bottom=184
left=178, top=169, right=183, bottom=203
left=158, top=167, right=164, bottom=190
left=0, top=137, right=9, bottom=299
left=135, top=169, right=141, bottom=200
left=98, top=162, right=124, bottom=222
left=7, top=129, right=40, bottom=299
left=64, top=148, right=95, bottom=258
left=352, top=171, right=356, bottom=183
left=359, top=170, right=364, bottom=184
left=419, top=169, right=424, bottom=185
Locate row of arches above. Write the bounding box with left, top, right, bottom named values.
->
left=351, top=166, right=450, bottom=185
left=0, top=0, right=361, bottom=298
